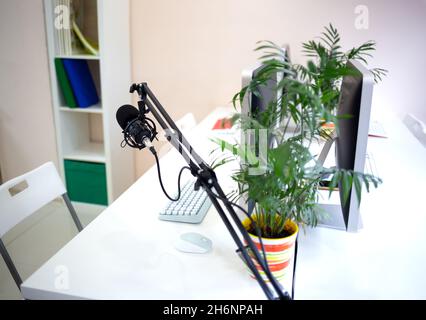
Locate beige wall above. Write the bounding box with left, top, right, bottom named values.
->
left=131, top=0, right=426, bottom=177
left=1, top=0, right=425, bottom=181
left=0, top=0, right=58, bottom=181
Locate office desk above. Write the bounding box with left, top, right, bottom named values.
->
left=296, top=111, right=426, bottom=299
left=21, top=108, right=269, bottom=299
left=21, top=108, right=426, bottom=299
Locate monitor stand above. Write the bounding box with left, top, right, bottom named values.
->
left=313, top=134, right=365, bottom=232
left=316, top=197, right=363, bottom=231
left=316, top=202, right=346, bottom=231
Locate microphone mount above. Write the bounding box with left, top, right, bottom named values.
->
left=130, top=83, right=150, bottom=116
left=119, top=88, right=158, bottom=151
left=127, top=82, right=292, bottom=300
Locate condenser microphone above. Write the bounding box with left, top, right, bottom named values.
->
left=116, top=104, right=157, bottom=152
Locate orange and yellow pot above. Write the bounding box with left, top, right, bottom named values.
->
left=242, top=218, right=298, bottom=282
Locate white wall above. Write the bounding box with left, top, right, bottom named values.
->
left=1, top=0, right=424, bottom=181
left=0, top=0, right=58, bottom=181
left=131, top=0, right=426, bottom=176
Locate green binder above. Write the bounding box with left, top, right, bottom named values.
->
left=54, top=58, right=77, bottom=108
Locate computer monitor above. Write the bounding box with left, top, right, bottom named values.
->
left=240, top=58, right=374, bottom=232
left=240, top=45, right=290, bottom=215
left=336, top=60, right=374, bottom=231
left=241, top=64, right=278, bottom=152
left=241, top=45, right=290, bottom=150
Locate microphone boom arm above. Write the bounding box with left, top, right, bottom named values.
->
left=130, top=82, right=291, bottom=300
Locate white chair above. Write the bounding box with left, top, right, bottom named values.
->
left=0, top=162, right=83, bottom=290
left=403, top=113, right=426, bottom=148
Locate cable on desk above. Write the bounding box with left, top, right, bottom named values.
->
left=152, top=144, right=298, bottom=299
left=152, top=150, right=191, bottom=202
left=203, top=187, right=298, bottom=299
left=292, top=235, right=298, bottom=299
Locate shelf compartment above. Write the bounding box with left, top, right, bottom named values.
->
left=63, top=141, right=105, bottom=163
left=52, top=0, right=100, bottom=57
left=55, top=59, right=101, bottom=108
left=60, top=112, right=105, bottom=163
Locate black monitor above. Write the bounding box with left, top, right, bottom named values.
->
left=241, top=45, right=290, bottom=151
left=250, top=67, right=278, bottom=117
left=240, top=45, right=290, bottom=215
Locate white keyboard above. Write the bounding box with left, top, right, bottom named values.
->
left=159, top=180, right=212, bottom=224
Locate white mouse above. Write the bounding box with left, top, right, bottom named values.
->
left=174, top=232, right=212, bottom=254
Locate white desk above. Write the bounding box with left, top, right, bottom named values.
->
left=297, top=111, right=426, bottom=299
left=21, top=108, right=268, bottom=299
left=21, top=108, right=426, bottom=299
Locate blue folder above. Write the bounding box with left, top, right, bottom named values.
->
left=62, top=59, right=99, bottom=108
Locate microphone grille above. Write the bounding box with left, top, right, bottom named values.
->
left=116, top=104, right=139, bottom=129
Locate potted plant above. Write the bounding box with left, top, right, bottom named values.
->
left=211, top=24, right=386, bottom=281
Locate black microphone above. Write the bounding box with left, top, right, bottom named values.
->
left=116, top=104, right=157, bottom=152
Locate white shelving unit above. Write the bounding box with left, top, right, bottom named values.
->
left=43, top=0, right=135, bottom=205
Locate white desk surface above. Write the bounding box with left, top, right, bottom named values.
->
left=21, top=108, right=426, bottom=299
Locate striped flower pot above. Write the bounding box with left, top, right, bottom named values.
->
left=242, top=218, right=298, bottom=282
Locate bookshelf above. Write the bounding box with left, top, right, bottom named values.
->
left=43, top=0, right=135, bottom=206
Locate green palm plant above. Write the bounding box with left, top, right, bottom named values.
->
left=212, top=24, right=386, bottom=238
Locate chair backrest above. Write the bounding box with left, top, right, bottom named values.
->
left=404, top=113, right=426, bottom=148
left=0, top=162, right=66, bottom=238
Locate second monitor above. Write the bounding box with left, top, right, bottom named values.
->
left=240, top=59, right=374, bottom=232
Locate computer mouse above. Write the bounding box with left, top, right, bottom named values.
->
left=174, top=232, right=212, bottom=254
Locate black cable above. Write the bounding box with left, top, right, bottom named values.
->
left=204, top=187, right=298, bottom=300
left=207, top=191, right=268, bottom=261
left=151, top=147, right=273, bottom=282
left=150, top=142, right=297, bottom=299
left=202, top=188, right=284, bottom=296
left=152, top=150, right=191, bottom=202
left=203, top=188, right=266, bottom=246
left=292, top=235, right=298, bottom=299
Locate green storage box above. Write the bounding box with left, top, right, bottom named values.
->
left=64, top=160, right=108, bottom=205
